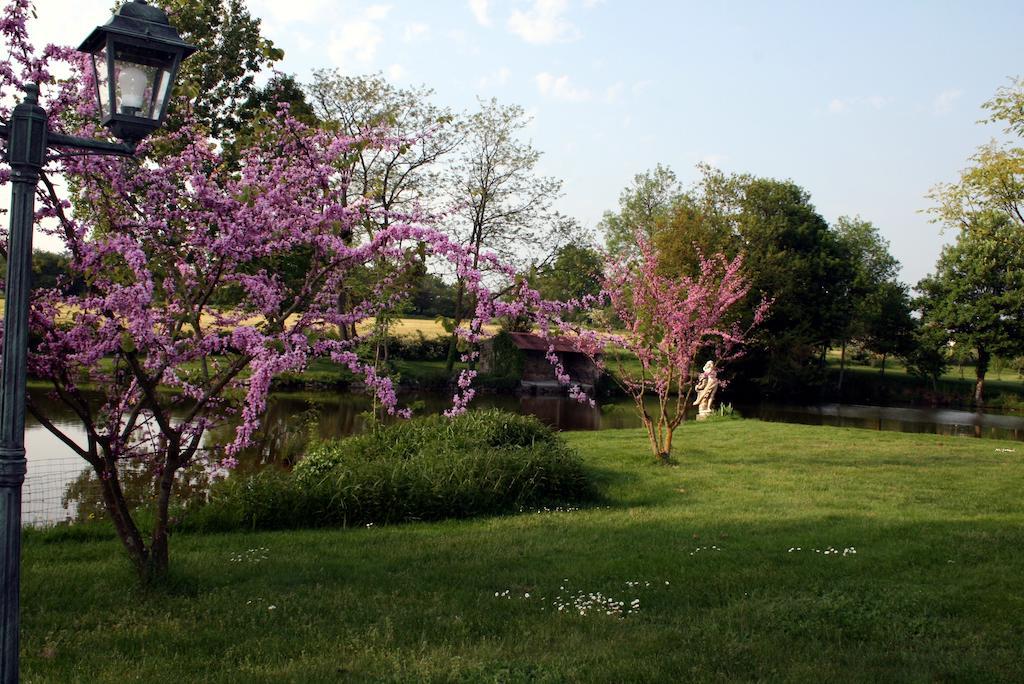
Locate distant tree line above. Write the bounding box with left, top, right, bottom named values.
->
left=598, top=77, right=1024, bottom=407
left=598, top=164, right=917, bottom=400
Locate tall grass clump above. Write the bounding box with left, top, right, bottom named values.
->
left=188, top=410, right=595, bottom=531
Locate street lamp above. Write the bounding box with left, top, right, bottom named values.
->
left=0, top=1, right=195, bottom=680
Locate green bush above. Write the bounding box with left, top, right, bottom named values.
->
left=187, top=410, right=596, bottom=531
left=388, top=332, right=449, bottom=361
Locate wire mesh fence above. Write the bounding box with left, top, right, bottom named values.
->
left=22, top=456, right=96, bottom=527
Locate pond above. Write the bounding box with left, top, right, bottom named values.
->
left=20, top=387, right=1024, bottom=526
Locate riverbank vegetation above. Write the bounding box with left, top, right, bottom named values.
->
left=186, top=411, right=595, bottom=531
left=22, top=420, right=1024, bottom=682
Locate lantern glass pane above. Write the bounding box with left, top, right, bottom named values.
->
left=151, top=68, right=174, bottom=121
left=113, top=58, right=158, bottom=119
left=111, top=44, right=176, bottom=120
left=92, top=48, right=111, bottom=119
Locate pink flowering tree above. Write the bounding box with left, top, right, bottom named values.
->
left=0, top=1, right=545, bottom=578
left=556, top=236, right=768, bottom=463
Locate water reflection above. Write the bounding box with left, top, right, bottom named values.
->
left=21, top=387, right=1024, bottom=525
left=739, top=403, right=1024, bottom=442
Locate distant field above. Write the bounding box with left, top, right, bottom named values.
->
left=0, top=301, right=485, bottom=340
left=356, top=317, right=497, bottom=338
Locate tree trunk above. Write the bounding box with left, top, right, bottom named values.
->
left=98, top=463, right=149, bottom=574
left=837, top=340, right=847, bottom=392
left=336, top=290, right=351, bottom=341
left=146, top=458, right=178, bottom=580
left=880, top=353, right=887, bottom=377
left=445, top=280, right=466, bottom=373
left=975, top=347, right=990, bottom=407
left=662, top=426, right=675, bottom=464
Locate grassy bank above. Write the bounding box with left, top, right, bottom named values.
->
left=21, top=420, right=1024, bottom=682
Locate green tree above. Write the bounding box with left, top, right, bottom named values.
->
left=902, top=319, right=950, bottom=390
left=652, top=168, right=849, bottom=396
left=0, top=250, right=78, bottom=293
left=920, top=77, right=1024, bottom=404
left=861, top=281, right=915, bottom=376
left=653, top=165, right=743, bottom=277
left=306, top=71, right=459, bottom=228
left=928, top=77, right=1024, bottom=233
left=916, top=214, right=1024, bottom=404
left=441, top=98, right=574, bottom=371
left=408, top=273, right=458, bottom=318
left=306, top=72, right=460, bottom=353
left=600, top=163, right=683, bottom=257
left=157, top=0, right=284, bottom=141
left=831, top=216, right=904, bottom=387
left=532, top=243, right=604, bottom=303
left=731, top=178, right=848, bottom=394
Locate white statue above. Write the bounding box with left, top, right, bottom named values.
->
left=693, top=360, right=719, bottom=420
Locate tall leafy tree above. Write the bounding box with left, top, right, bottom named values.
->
left=652, top=167, right=850, bottom=396
left=600, top=163, right=683, bottom=257
left=928, top=76, right=1024, bottom=233
left=441, top=98, right=575, bottom=371
left=653, top=165, right=743, bottom=277
left=157, top=0, right=283, bottom=141
left=861, top=280, right=915, bottom=376
left=916, top=214, right=1024, bottom=404
left=305, top=71, right=460, bottom=353
left=305, top=70, right=459, bottom=227
left=531, top=243, right=604, bottom=303
left=831, top=216, right=905, bottom=387
left=920, top=77, right=1024, bottom=404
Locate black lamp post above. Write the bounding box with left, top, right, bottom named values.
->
left=0, top=2, right=194, bottom=680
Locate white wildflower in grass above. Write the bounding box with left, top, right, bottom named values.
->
left=688, top=545, right=723, bottom=556
left=229, top=547, right=270, bottom=563
left=785, top=545, right=858, bottom=557
left=492, top=577, right=670, bottom=618
left=530, top=505, right=582, bottom=515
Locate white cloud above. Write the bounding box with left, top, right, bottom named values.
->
left=508, top=0, right=581, bottom=44
left=403, top=23, right=430, bottom=42
left=387, top=64, right=407, bottom=81
left=632, top=79, right=654, bottom=96
left=469, top=0, right=491, bottom=27
left=536, top=72, right=591, bottom=102
left=249, top=0, right=332, bottom=24
left=327, top=5, right=392, bottom=72
left=604, top=81, right=625, bottom=104
left=702, top=153, right=729, bottom=166
left=828, top=98, right=848, bottom=114
left=364, top=5, right=391, bottom=21
left=932, top=89, right=963, bottom=115
left=865, top=95, right=887, bottom=110
left=479, top=67, right=511, bottom=89
left=828, top=95, right=889, bottom=114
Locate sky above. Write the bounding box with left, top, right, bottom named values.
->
left=25, top=0, right=1024, bottom=286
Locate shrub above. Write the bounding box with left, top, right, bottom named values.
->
left=187, top=410, right=595, bottom=531
left=388, top=332, right=450, bottom=361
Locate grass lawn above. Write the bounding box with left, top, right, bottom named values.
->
left=20, top=420, right=1024, bottom=682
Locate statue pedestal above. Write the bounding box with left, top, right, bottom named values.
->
left=696, top=409, right=713, bottom=421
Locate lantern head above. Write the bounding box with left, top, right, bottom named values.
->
left=78, top=0, right=197, bottom=145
